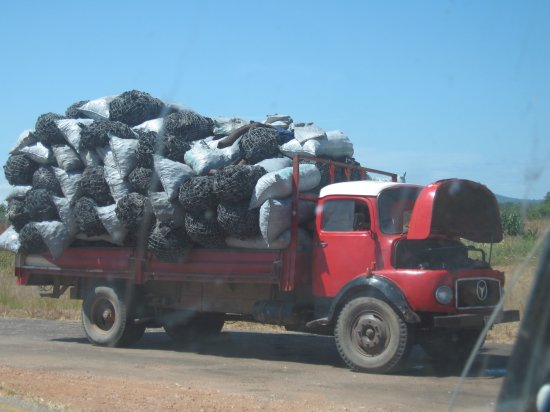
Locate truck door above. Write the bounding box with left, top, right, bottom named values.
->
left=312, top=197, right=378, bottom=297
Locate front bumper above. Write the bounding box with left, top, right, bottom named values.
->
left=433, top=309, right=520, bottom=329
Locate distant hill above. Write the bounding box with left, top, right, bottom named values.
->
left=495, top=194, right=542, bottom=205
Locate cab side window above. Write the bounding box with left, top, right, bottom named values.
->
left=321, top=200, right=370, bottom=232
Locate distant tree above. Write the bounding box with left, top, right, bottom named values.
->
left=545, top=192, right=550, bottom=204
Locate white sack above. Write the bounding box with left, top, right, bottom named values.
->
left=56, top=119, right=94, bottom=151
left=154, top=155, right=195, bottom=200
left=264, top=114, right=293, bottom=129
left=96, top=204, right=127, bottom=244
left=184, top=140, right=240, bottom=175
left=103, top=165, right=130, bottom=202
left=133, top=117, right=164, bottom=134
left=109, top=135, right=138, bottom=177
left=52, top=167, right=82, bottom=203
left=52, top=145, right=83, bottom=171
left=78, top=95, right=117, bottom=121
left=6, top=186, right=32, bottom=201
left=212, top=117, right=250, bottom=136
left=249, top=164, right=321, bottom=209
left=10, top=129, right=37, bottom=154
left=52, top=196, right=78, bottom=236
left=255, top=157, right=292, bottom=173
left=292, top=123, right=326, bottom=144
left=259, top=198, right=316, bottom=244
left=279, top=138, right=312, bottom=157
left=19, top=142, right=54, bottom=165
left=302, top=130, right=354, bottom=159
left=95, top=145, right=110, bottom=162
left=34, top=221, right=72, bottom=259
left=226, top=228, right=312, bottom=251
left=102, top=150, right=118, bottom=170
left=80, top=148, right=102, bottom=167
left=149, top=192, right=185, bottom=227
left=0, top=226, right=21, bottom=253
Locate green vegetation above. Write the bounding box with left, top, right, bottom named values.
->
left=0, top=251, right=80, bottom=320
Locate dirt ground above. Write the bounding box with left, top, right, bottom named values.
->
left=0, top=366, right=363, bottom=412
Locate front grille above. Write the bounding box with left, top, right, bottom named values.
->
left=456, top=278, right=501, bottom=309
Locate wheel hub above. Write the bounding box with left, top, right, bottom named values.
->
left=91, top=299, right=116, bottom=332
left=102, top=308, right=114, bottom=322
left=353, top=313, right=388, bottom=355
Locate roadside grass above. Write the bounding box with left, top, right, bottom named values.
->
left=485, top=218, right=550, bottom=343
left=0, top=252, right=80, bottom=320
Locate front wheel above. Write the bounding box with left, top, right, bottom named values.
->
left=81, top=285, right=144, bottom=347
left=335, top=297, right=412, bottom=374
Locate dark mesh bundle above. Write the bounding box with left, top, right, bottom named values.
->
left=178, top=176, right=217, bottom=210
left=79, top=120, right=136, bottom=150
left=163, top=134, right=191, bottom=163
left=213, top=165, right=266, bottom=202
left=217, top=202, right=260, bottom=239
left=300, top=158, right=329, bottom=189
left=184, top=211, right=225, bottom=248
left=115, top=193, right=152, bottom=228
left=162, top=111, right=214, bottom=142
left=74, top=197, right=105, bottom=236
left=123, top=218, right=155, bottom=248
left=19, top=223, right=48, bottom=254
left=135, top=131, right=165, bottom=168
left=7, top=199, right=30, bottom=231
left=25, top=189, right=59, bottom=222
left=128, top=167, right=161, bottom=194
left=65, top=100, right=90, bottom=119
left=79, top=166, right=114, bottom=206
left=334, top=157, right=363, bottom=182
left=32, top=166, right=63, bottom=196
left=4, top=154, right=39, bottom=186
left=147, top=223, right=189, bottom=261
left=109, top=90, right=164, bottom=127
left=35, top=113, right=66, bottom=145
left=239, top=126, right=279, bottom=164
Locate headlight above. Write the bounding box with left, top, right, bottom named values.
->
left=435, top=285, right=453, bottom=305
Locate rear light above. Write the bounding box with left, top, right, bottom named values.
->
left=435, top=285, right=453, bottom=305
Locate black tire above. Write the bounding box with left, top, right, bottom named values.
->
left=119, top=323, right=146, bottom=347
left=164, top=313, right=224, bottom=343
left=419, top=329, right=484, bottom=365
left=335, top=297, right=412, bottom=374
left=81, top=285, right=144, bottom=347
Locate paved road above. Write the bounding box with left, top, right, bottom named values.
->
left=0, top=318, right=511, bottom=411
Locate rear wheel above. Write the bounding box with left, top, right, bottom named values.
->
left=164, top=313, right=225, bottom=343
left=81, top=285, right=144, bottom=347
left=335, top=297, right=412, bottom=374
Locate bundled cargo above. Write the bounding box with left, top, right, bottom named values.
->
left=2, top=89, right=362, bottom=260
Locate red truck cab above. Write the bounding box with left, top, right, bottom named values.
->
left=308, top=177, right=518, bottom=372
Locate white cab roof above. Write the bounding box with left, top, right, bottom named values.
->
left=319, top=180, right=419, bottom=198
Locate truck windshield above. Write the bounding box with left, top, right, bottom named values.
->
left=378, top=186, right=421, bottom=234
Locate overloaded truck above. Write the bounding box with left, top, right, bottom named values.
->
left=14, top=155, right=519, bottom=373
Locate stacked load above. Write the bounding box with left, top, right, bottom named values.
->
left=0, top=90, right=362, bottom=261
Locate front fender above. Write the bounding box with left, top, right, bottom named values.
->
left=327, top=275, right=420, bottom=324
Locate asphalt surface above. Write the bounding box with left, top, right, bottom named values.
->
left=0, top=317, right=512, bottom=411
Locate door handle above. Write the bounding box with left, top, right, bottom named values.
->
left=317, top=241, right=328, bottom=248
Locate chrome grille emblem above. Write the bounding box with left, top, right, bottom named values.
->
left=476, top=280, right=488, bottom=301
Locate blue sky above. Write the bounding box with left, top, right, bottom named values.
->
left=1, top=0, right=548, bottom=199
